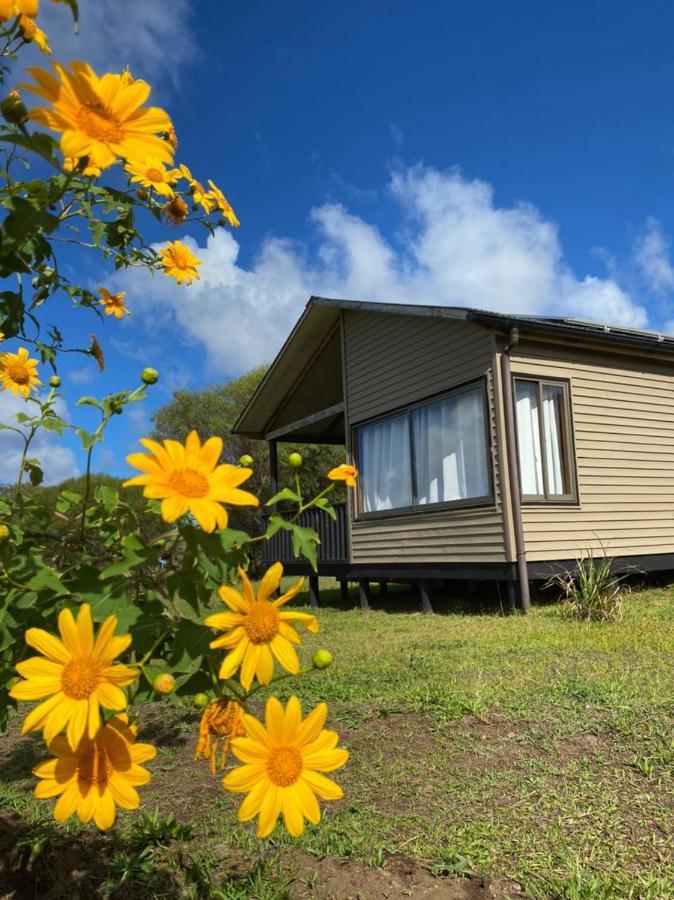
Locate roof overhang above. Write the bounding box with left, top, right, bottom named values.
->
left=234, top=296, right=674, bottom=442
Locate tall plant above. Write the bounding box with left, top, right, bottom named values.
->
left=0, top=2, right=353, bottom=840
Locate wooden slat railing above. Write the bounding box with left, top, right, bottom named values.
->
left=261, top=502, right=348, bottom=565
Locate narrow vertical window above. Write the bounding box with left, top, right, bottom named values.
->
left=358, top=413, right=413, bottom=512
left=514, top=378, right=575, bottom=502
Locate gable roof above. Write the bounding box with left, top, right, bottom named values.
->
left=233, top=296, right=674, bottom=440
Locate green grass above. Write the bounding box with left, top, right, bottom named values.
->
left=2, top=581, right=673, bottom=898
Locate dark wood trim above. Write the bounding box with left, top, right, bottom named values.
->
left=278, top=552, right=674, bottom=585
left=264, top=402, right=345, bottom=442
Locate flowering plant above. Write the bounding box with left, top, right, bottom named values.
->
left=0, top=2, right=354, bottom=840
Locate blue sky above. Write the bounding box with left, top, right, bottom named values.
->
left=4, top=0, right=674, bottom=483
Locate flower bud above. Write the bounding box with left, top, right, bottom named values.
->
left=153, top=673, right=175, bottom=695
left=193, top=692, right=209, bottom=709
left=312, top=649, right=333, bottom=670
left=1, top=91, right=28, bottom=126
left=48, top=375, right=61, bottom=388
left=287, top=451, right=303, bottom=469
left=141, top=367, right=159, bottom=385
left=137, top=189, right=149, bottom=201
left=238, top=453, right=253, bottom=467
left=0, top=524, right=10, bottom=542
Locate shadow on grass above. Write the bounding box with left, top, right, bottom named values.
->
left=0, top=810, right=287, bottom=900
left=299, top=581, right=517, bottom=616
left=0, top=733, right=45, bottom=785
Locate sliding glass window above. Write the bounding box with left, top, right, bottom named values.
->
left=355, top=382, right=492, bottom=516
left=514, top=377, right=576, bottom=502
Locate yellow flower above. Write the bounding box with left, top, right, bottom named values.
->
left=18, top=14, right=50, bottom=53
left=0, top=331, right=4, bottom=341
left=160, top=240, right=201, bottom=284
left=194, top=699, right=245, bottom=774
left=327, top=464, right=358, bottom=488
left=0, top=346, right=41, bottom=398
left=178, top=164, right=213, bottom=214
left=33, top=714, right=156, bottom=831
left=0, top=0, right=37, bottom=20
left=223, top=696, right=348, bottom=838
left=164, top=194, right=189, bottom=226
left=125, top=157, right=179, bottom=197
left=63, top=155, right=101, bottom=178
left=123, top=430, right=259, bottom=532
left=205, top=563, right=317, bottom=690
left=22, top=61, right=173, bottom=170
left=205, top=180, right=239, bottom=227
left=98, top=287, right=129, bottom=319
left=9, top=604, right=138, bottom=749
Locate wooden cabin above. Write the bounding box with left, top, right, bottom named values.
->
left=233, top=296, right=674, bottom=611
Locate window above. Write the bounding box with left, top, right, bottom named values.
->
left=514, top=377, right=575, bottom=502
left=358, top=413, right=413, bottom=512
left=355, top=382, right=493, bottom=515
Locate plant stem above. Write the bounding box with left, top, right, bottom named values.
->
left=79, top=445, right=93, bottom=541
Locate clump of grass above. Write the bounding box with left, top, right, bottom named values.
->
left=546, top=547, right=627, bottom=622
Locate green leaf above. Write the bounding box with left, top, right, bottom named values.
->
left=95, top=485, right=119, bottom=513
left=76, top=396, right=103, bottom=410
left=313, top=496, right=337, bottom=520
left=288, top=523, right=319, bottom=571
left=99, top=533, right=158, bottom=579
left=266, top=487, right=301, bottom=506
left=166, top=619, right=211, bottom=673
left=75, top=427, right=98, bottom=451
left=26, top=564, right=69, bottom=597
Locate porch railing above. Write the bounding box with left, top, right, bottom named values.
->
left=260, top=502, right=348, bottom=565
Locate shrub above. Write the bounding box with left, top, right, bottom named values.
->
left=546, top=546, right=628, bottom=622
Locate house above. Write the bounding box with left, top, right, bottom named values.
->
left=233, top=296, right=674, bottom=612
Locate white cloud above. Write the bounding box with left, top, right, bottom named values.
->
left=0, top=393, right=78, bottom=486
left=633, top=217, right=674, bottom=295
left=118, top=164, right=648, bottom=373
left=30, top=0, right=196, bottom=90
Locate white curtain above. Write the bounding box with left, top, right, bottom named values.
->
left=412, top=386, right=489, bottom=504
left=358, top=414, right=412, bottom=512
left=515, top=382, right=544, bottom=495
left=542, top=384, right=566, bottom=494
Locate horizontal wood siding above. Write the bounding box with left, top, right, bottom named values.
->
left=512, top=340, right=674, bottom=561
left=343, top=311, right=507, bottom=563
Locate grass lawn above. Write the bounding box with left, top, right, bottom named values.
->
left=1, top=580, right=673, bottom=898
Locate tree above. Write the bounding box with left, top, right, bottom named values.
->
left=151, top=366, right=346, bottom=534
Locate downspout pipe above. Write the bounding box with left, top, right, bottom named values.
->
left=500, top=327, right=531, bottom=613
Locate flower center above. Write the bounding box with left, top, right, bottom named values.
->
left=243, top=601, right=279, bottom=643
left=61, top=657, right=103, bottom=700
left=168, top=197, right=188, bottom=220
left=168, top=467, right=209, bottom=498
left=76, top=102, right=124, bottom=144
left=146, top=167, right=164, bottom=183
left=78, top=747, right=112, bottom=785
left=6, top=362, right=29, bottom=385
left=266, top=745, right=302, bottom=787
left=171, top=248, right=190, bottom=269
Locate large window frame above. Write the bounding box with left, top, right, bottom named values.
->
left=352, top=377, right=495, bottom=520
left=512, top=375, right=578, bottom=505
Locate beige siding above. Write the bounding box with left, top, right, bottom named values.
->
left=512, top=340, right=674, bottom=561
left=343, top=311, right=507, bottom=564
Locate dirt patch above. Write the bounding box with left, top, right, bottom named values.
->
left=287, top=852, right=517, bottom=899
